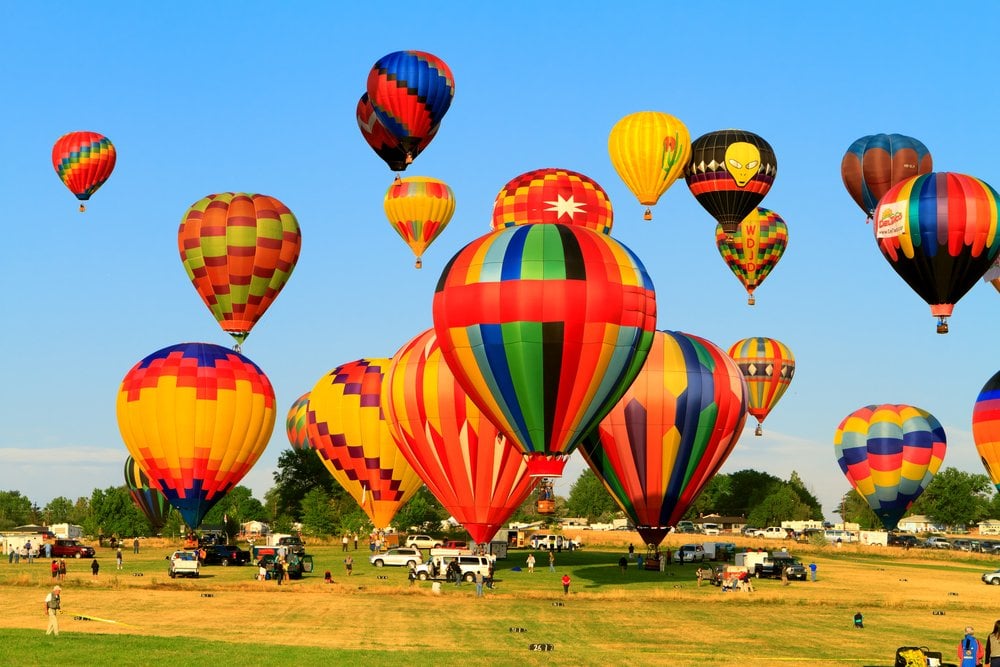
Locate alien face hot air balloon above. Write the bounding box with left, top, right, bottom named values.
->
left=306, top=359, right=422, bottom=529
left=727, top=337, right=794, bottom=436
left=367, top=50, right=454, bottom=159
left=116, top=343, right=277, bottom=529
left=383, top=329, right=538, bottom=544
left=716, top=207, right=788, bottom=305
left=52, top=131, right=116, bottom=212
left=285, top=393, right=312, bottom=451
left=384, top=176, right=456, bottom=269
left=581, top=331, right=747, bottom=547
left=973, top=370, right=1000, bottom=490
left=490, top=168, right=613, bottom=234
left=686, top=129, right=777, bottom=235
left=834, top=404, right=946, bottom=531
left=356, top=93, right=437, bottom=172
left=124, top=456, right=172, bottom=532
left=178, top=193, right=302, bottom=348
left=608, top=111, right=692, bottom=221
left=433, top=223, right=657, bottom=477
left=841, top=134, right=932, bottom=218
left=873, top=172, right=1000, bottom=333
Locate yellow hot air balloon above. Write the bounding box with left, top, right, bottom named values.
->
left=608, top=111, right=692, bottom=221
left=383, top=176, right=456, bottom=268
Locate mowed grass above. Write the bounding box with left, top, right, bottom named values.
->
left=4, top=535, right=999, bottom=666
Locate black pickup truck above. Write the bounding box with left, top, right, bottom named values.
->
left=200, top=544, right=251, bottom=566
left=276, top=536, right=306, bottom=557
left=757, top=557, right=807, bottom=580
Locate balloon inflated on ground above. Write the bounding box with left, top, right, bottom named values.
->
left=124, top=456, right=171, bottom=532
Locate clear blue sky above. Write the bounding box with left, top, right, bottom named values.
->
left=2, top=2, right=998, bottom=523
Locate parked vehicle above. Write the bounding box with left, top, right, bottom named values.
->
left=405, top=535, right=442, bottom=549
left=275, top=536, right=306, bottom=556
left=983, top=569, right=1000, bottom=585
left=168, top=550, right=200, bottom=578
left=702, top=542, right=736, bottom=561
left=369, top=547, right=423, bottom=568
left=701, top=523, right=721, bottom=536
left=529, top=534, right=564, bottom=550
left=677, top=544, right=705, bottom=562
left=760, top=527, right=792, bottom=539
left=951, top=539, right=974, bottom=552
left=200, top=544, right=251, bottom=566
left=823, top=529, right=857, bottom=543
left=924, top=537, right=951, bottom=549
left=675, top=521, right=696, bottom=533
left=735, top=550, right=804, bottom=579
left=442, top=540, right=468, bottom=550
left=888, top=533, right=920, bottom=548
left=415, top=550, right=493, bottom=582
left=50, top=539, right=96, bottom=559
left=255, top=551, right=313, bottom=579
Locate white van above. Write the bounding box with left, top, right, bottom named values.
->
left=702, top=523, right=721, bottom=536
left=529, top=534, right=564, bottom=550
left=415, top=549, right=493, bottom=582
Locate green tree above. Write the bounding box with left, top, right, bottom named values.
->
left=0, top=490, right=34, bottom=530
left=269, top=448, right=338, bottom=520
left=393, top=486, right=447, bottom=532
left=300, top=487, right=337, bottom=536
left=747, top=485, right=811, bottom=526
left=202, top=485, right=266, bottom=538
left=43, top=496, right=77, bottom=524
left=787, top=471, right=823, bottom=518
left=839, top=489, right=880, bottom=529
left=564, top=469, right=618, bottom=521
left=909, top=467, right=992, bottom=528
left=87, top=487, right=150, bottom=538
left=687, top=475, right=733, bottom=518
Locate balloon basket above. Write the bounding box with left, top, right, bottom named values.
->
left=79, top=204, right=86, bottom=212
left=935, top=318, right=949, bottom=334
left=747, top=294, right=755, bottom=306
left=415, top=257, right=422, bottom=269
left=754, top=424, right=763, bottom=437
left=643, top=208, right=652, bottom=221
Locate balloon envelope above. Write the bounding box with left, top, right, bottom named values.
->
left=356, top=92, right=436, bottom=171
left=286, top=393, right=312, bottom=451
left=490, top=168, right=613, bottom=234
left=124, top=456, right=171, bottom=531
left=581, top=331, right=748, bottom=547
left=833, top=404, right=946, bottom=531
left=306, top=358, right=422, bottom=529
left=727, top=337, right=795, bottom=432
left=973, top=370, right=1000, bottom=491
left=178, top=193, right=302, bottom=346
left=52, top=131, right=116, bottom=207
left=384, top=176, right=456, bottom=268
left=608, top=111, right=691, bottom=219
left=383, top=329, right=538, bottom=544
left=874, top=172, right=1000, bottom=331
left=716, top=207, right=788, bottom=305
left=432, top=223, right=657, bottom=476
left=116, top=343, right=276, bottom=529
left=841, top=133, right=932, bottom=217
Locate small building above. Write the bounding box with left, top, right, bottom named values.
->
left=978, top=520, right=1000, bottom=536
left=48, top=523, right=83, bottom=540
left=240, top=520, right=269, bottom=537
left=896, top=515, right=943, bottom=533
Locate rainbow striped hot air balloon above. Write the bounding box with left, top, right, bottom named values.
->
left=285, top=393, right=312, bottom=451
left=716, top=208, right=788, bottom=305
left=973, top=370, right=1000, bottom=490
left=581, top=331, right=748, bottom=547
left=728, top=337, right=795, bottom=436
left=52, top=131, right=117, bottom=211
left=384, top=176, right=456, bottom=268
left=306, top=358, right=422, bottom=529
left=874, top=172, right=1000, bottom=333
left=124, top=456, right=171, bottom=532
left=383, top=329, right=538, bottom=544
left=432, top=223, right=657, bottom=477
left=116, top=343, right=277, bottom=529
left=834, top=404, right=946, bottom=531
left=490, top=168, right=614, bottom=234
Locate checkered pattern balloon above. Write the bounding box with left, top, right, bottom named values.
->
left=491, top=168, right=613, bottom=234
left=716, top=207, right=788, bottom=304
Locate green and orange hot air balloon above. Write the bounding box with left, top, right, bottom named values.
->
left=52, top=131, right=116, bottom=212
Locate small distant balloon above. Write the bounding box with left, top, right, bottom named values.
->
left=384, top=176, right=455, bottom=268
left=52, top=131, right=116, bottom=212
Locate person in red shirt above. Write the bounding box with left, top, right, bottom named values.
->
left=561, top=573, right=571, bottom=595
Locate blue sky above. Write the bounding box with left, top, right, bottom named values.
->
left=2, top=2, right=998, bottom=522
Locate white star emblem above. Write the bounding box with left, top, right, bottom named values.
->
left=544, top=194, right=586, bottom=221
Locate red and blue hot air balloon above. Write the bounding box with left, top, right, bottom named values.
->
left=841, top=133, right=933, bottom=218
left=581, top=331, right=748, bottom=547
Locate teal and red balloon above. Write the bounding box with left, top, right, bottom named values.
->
left=124, top=456, right=171, bottom=532
left=841, top=133, right=933, bottom=217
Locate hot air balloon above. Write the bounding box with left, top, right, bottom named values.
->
left=306, top=358, right=422, bottom=529
left=178, top=192, right=302, bottom=348
left=367, top=50, right=454, bottom=161
left=685, top=129, right=777, bottom=235
left=727, top=337, right=794, bottom=436
left=124, top=456, right=172, bottom=532
left=285, top=393, right=312, bottom=451
left=382, top=329, right=538, bottom=543
left=834, top=404, right=946, bottom=531
left=384, top=176, right=456, bottom=268
left=52, top=131, right=116, bottom=212
left=841, top=134, right=933, bottom=218
left=432, top=223, right=657, bottom=477
left=873, top=172, right=1000, bottom=333
left=490, top=168, right=613, bottom=234
left=973, top=370, right=1000, bottom=490
left=984, top=257, right=1000, bottom=294
left=608, top=111, right=692, bottom=221
left=716, top=207, right=788, bottom=305
left=116, top=343, right=277, bottom=529
left=581, top=331, right=748, bottom=547
left=356, top=93, right=437, bottom=172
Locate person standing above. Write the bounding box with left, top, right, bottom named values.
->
left=984, top=620, right=1000, bottom=667
left=58, top=560, right=66, bottom=581
left=958, top=626, right=985, bottom=667
left=619, top=556, right=628, bottom=573
left=353, top=533, right=358, bottom=551
left=548, top=550, right=555, bottom=573
left=275, top=558, right=285, bottom=585
left=90, top=558, right=99, bottom=578
left=133, top=537, right=140, bottom=555
left=344, top=554, right=353, bottom=576
left=43, top=585, right=61, bottom=636
left=342, top=534, right=349, bottom=552
left=561, top=573, right=571, bottom=595
left=475, top=570, right=484, bottom=597
left=50, top=560, right=59, bottom=580
left=526, top=553, right=535, bottom=573
left=116, top=547, right=123, bottom=570
left=628, top=543, right=635, bottom=560
left=809, top=562, right=817, bottom=582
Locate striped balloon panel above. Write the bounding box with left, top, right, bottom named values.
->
left=581, top=331, right=748, bottom=547
left=384, top=176, right=456, bottom=261
left=490, top=168, right=613, bottom=234
left=973, top=370, right=1000, bottom=490
left=178, top=193, right=302, bottom=343
left=433, top=224, right=657, bottom=460
left=833, top=404, right=946, bottom=531
left=366, top=50, right=454, bottom=150
left=840, top=133, right=932, bottom=215
left=383, top=328, right=538, bottom=544
left=51, top=131, right=117, bottom=200
left=124, top=456, right=172, bottom=531
left=716, top=207, right=788, bottom=297
left=285, top=392, right=311, bottom=450
left=306, top=359, right=422, bottom=529
left=607, top=111, right=692, bottom=208
left=356, top=92, right=437, bottom=171
left=875, top=172, right=1000, bottom=314
left=727, top=337, right=795, bottom=425
left=116, top=343, right=276, bottom=529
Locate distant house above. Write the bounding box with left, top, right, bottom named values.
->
left=978, top=520, right=1000, bottom=536
left=240, top=520, right=269, bottom=537
left=896, top=515, right=943, bottom=533
left=694, top=515, right=746, bottom=534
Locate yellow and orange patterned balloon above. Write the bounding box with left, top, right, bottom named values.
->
left=608, top=111, right=691, bottom=221
left=306, top=358, right=422, bottom=528
left=116, top=343, right=276, bottom=529
left=383, top=176, right=455, bottom=268
left=728, top=337, right=795, bottom=436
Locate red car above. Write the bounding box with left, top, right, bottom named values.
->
left=50, top=539, right=96, bottom=559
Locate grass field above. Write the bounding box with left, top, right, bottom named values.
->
left=3, top=533, right=997, bottom=666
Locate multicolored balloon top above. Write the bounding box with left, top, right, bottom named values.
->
left=607, top=111, right=691, bottom=220
left=178, top=192, right=302, bottom=346
left=285, top=392, right=312, bottom=451
left=52, top=131, right=116, bottom=209
left=124, top=456, right=171, bottom=531
left=873, top=172, right=1000, bottom=332
left=841, top=133, right=932, bottom=217
left=384, top=176, right=456, bottom=268
left=582, top=330, right=748, bottom=546
left=728, top=336, right=795, bottom=433
left=686, top=129, right=777, bottom=234
left=491, top=168, right=613, bottom=234
left=116, top=342, right=276, bottom=529
left=716, top=207, right=788, bottom=305
left=973, top=370, right=1000, bottom=491
left=432, top=223, right=657, bottom=476
left=366, top=50, right=454, bottom=154
left=834, top=404, right=946, bottom=531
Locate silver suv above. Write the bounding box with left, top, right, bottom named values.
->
left=405, top=535, right=442, bottom=549
left=369, top=547, right=423, bottom=568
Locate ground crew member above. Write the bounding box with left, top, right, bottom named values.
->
left=44, top=585, right=61, bottom=636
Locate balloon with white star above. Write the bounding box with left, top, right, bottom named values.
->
left=490, top=167, right=613, bottom=234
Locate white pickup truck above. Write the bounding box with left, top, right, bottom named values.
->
left=168, top=550, right=201, bottom=578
